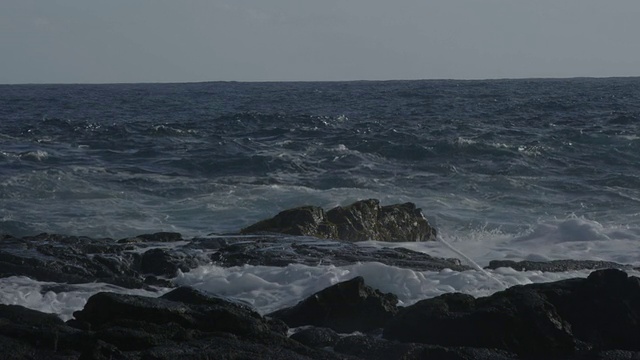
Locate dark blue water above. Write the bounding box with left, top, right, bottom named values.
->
left=1, top=78, right=640, bottom=240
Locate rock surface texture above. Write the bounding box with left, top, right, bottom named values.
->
left=241, top=199, right=437, bottom=242
left=0, top=232, right=469, bottom=289
left=3, top=270, right=640, bottom=359
left=269, top=276, right=399, bottom=333
left=0, top=287, right=351, bottom=360
left=383, top=269, right=640, bottom=358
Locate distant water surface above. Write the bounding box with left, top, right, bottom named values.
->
left=2, top=79, right=639, bottom=241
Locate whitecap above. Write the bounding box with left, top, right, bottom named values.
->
left=20, top=150, right=49, bottom=161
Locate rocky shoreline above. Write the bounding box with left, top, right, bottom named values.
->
left=2, top=267, right=639, bottom=359
left=1, top=200, right=639, bottom=359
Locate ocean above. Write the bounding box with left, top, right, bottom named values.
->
left=1, top=78, right=640, bottom=320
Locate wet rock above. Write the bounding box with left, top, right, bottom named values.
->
left=0, top=231, right=467, bottom=292
left=384, top=269, right=640, bottom=358
left=242, top=205, right=330, bottom=237
left=139, top=248, right=201, bottom=277
left=269, top=276, right=399, bottom=333
left=0, top=304, right=93, bottom=357
left=0, top=233, right=146, bottom=289
left=241, top=199, right=437, bottom=242
left=290, top=327, right=342, bottom=348
left=487, top=259, right=633, bottom=272
left=4, top=271, right=640, bottom=359
left=0, top=233, right=207, bottom=289
left=117, top=232, right=183, bottom=244
left=208, top=235, right=469, bottom=271
left=75, top=287, right=351, bottom=359
left=74, top=290, right=271, bottom=336
left=0, top=287, right=354, bottom=359
left=582, top=350, right=640, bottom=360
left=334, top=335, right=518, bottom=360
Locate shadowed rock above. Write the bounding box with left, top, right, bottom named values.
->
left=384, top=269, right=640, bottom=358
left=241, top=199, right=437, bottom=242
left=334, top=335, right=519, bottom=360
left=3, top=273, right=640, bottom=359
left=0, top=286, right=354, bottom=360
left=269, top=276, right=399, bottom=333
left=290, top=327, right=342, bottom=349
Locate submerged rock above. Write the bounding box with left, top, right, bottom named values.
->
left=241, top=199, right=437, bottom=242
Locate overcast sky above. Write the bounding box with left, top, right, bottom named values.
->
left=1, top=1, right=639, bottom=83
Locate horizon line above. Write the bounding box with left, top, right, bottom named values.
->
left=1, top=75, right=639, bottom=86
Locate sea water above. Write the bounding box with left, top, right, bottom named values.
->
left=1, top=78, right=640, bottom=320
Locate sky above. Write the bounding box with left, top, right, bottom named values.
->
left=1, top=1, right=639, bottom=84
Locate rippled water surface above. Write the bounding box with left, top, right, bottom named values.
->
left=2, top=79, right=639, bottom=240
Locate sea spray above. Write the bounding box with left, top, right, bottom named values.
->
left=436, top=235, right=507, bottom=288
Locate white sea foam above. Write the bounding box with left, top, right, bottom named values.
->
left=21, top=150, right=49, bottom=161
left=174, top=262, right=635, bottom=316
left=0, top=276, right=168, bottom=321
left=3, top=215, right=640, bottom=321
left=363, top=216, right=640, bottom=267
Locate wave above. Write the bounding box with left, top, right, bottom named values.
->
left=174, top=262, right=638, bottom=316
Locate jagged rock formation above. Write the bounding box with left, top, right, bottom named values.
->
left=241, top=199, right=437, bottom=242
left=3, top=270, right=639, bottom=359
left=0, top=287, right=349, bottom=360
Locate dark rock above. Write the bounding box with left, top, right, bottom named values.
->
left=385, top=290, right=576, bottom=357
left=0, top=231, right=467, bottom=292
left=243, top=205, right=330, bottom=237
left=487, top=259, right=632, bottom=272
left=550, top=269, right=640, bottom=351
left=74, top=290, right=270, bottom=336
left=6, top=269, right=640, bottom=359
left=384, top=269, right=640, bottom=358
left=0, top=286, right=352, bottom=359
left=139, top=248, right=199, bottom=277
left=335, top=334, right=427, bottom=360
left=334, top=334, right=518, bottom=360
left=0, top=233, right=145, bottom=288
left=0, top=304, right=93, bottom=356
left=138, top=336, right=349, bottom=360
left=117, top=232, right=183, bottom=244
left=582, top=350, right=640, bottom=360
left=241, top=199, right=437, bottom=242
left=208, top=235, right=469, bottom=271
left=290, top=327, right=341, bottom=348
left=269, top=276, right=398, bottom=333
left=0, top=233, right=207, bottom=289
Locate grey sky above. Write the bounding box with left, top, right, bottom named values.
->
left=1, top=0, right=639, bottom=83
